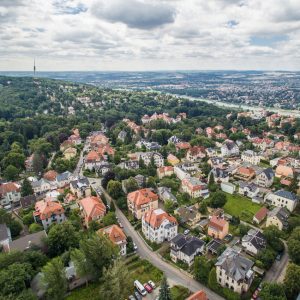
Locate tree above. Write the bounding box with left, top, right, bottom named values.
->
left=284, top=263, right=300, bottom=299
left=21, top=178, right=34, bottom=197
left=102, top=212, right=117, bottom=227
left=288, top=216, right=300, bottom=233
left=71, top=249, right=90, bottom=286
left=263, top=225, right=284, bottom=253
left=194, top=256, right=212, bottom=284
left=78, top=234, right=118, bottom=279
left=29, top=223, right=43, bottom=233
left=124, top=177, right=139, bottom=193
left=0, top=262, right=33, bottom=297
left=99, top=260, right=132, bottom=300
left=3, top=165, right=19, bottom=181
left=9, top=220, right=22, bottom=238
left=32, top=152, right=44, bottom=176
left=259, top=282, right=287, bottom=300
left=102, top=171, right=115, bottom=189
left=199, top=201, right=207, bottom=214
left=22, top=213, right=34, bottom=226
left=46, top=222, right=79, bottom=257
left=257, top=248, right=276, bottom=270
left=42, top=257, right=67, bottom=300
left=107, top=180, right=123, bottom=199
left=159, top=276, right=172, bottom=300
left=164, top=200, right=174, bottom=214
left=288, top=227, right=300, bottom=265
left=210, top=192, right=227, bottom=208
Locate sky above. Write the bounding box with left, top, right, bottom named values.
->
left=0, top=0, right=300, bottom=71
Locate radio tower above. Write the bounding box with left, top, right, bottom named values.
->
left=33, top=58, right=36, bottom=76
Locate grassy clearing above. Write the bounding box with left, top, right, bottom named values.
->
left=66, top=283, right=100, bottom=300
left=171, top=285, right=191, bottom=300
left=223, top=193, right=262, bottom=222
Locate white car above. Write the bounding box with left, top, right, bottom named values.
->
left=148, top=280, right=156, bottom=289
left=133, top=242, right=138, bottom=250
left=184, top=229, right=190, bottom=235
left=119, top=222, right=124, bottom=228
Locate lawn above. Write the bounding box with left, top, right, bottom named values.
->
left=66, top=283, right=100, bottom=300
left=171, top=285, right=191, bottom=300
left=223, top=193, right=262, bottom=223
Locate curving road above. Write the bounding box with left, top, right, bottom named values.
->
left=94, top=179, right=224, bottom=300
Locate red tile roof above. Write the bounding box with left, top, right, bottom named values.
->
left=143, top=209, right=177, bottom=228
left=80, top=196, right=106, bottom=221
left=187, top=290, right=207, bottom=300
left=254, top=207, right=269, bottom=222
left=0, top=182, right=20, bottom=196
left=98, top=225, right=127, bottom=245
left=43, top=170, right=58, bottom=181
left=127, top=189, right=158, bottom=208
left=208, top=216, right=228, bottom=231
left=34, top=200, right=64, bottom=220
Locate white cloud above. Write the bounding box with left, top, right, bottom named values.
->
left=0, top=0, right=300, bottom=70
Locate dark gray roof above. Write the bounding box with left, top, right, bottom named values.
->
left=70, top=177, right=89, bottom=189
left=274, top=190, right=298, bottom=202
left=171, top=234, right=205, bottom=256
left=0, top=224, right=10, bottom=241
left=9, top=231, right=47, bottom=252
left=56, top=171, right=72, bottom=182
left=224, top=141, right=237, bottom=150
left=212, top=168, right=228, bottom=179
left=242, top=229, right=266, bottom=251
left=269, top=207, right=290, bottom=228
left=216, top=248, right=254, bottom=282
left=262, top=168, right=274, bottom=180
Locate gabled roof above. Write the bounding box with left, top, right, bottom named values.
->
left=34, top=200, right=64, bottom=220
left=143, top=208, right=177, bottom=229
left=242, top=229, right=266, bottom=251
left=43, top=170, right=58, bottom=181
left=80, top=196, right=106, bottom=220
left=260, top=168, right=274, bottom=180
left=186, top=290, right=207, bottom=300
left=208, top=216, right=228, bottom=231
left=171, top=233, right=205, bottom=256
left=254, top=207, right=269, bottom=222
left=274, top=190, right=298, bottom=201
left=98, top=225, right=126, bottom=245
left=127, top=188, right=158, bottom=207
left=0, top=182, right=20, bottom=196
left=216, top=247, right=254, bottom=282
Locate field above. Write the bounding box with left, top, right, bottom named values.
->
left=223, top=193, right=262, bottom=223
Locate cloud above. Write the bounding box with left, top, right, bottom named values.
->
left=91, top=0, right=176, bottom=29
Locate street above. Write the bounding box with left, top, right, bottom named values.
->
left=91, top=179, right=224, bottom=300
left=263, top=241, right=289, bottom=283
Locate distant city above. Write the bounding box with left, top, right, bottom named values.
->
left=1, top=71, right=300, bottom=110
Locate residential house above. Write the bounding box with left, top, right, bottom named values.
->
left=256, top=168, right=274, bottom=187
left=32, top=179, right=52, bottom=195
left=56, top=171, right=73, bottom=188
left=118, top=160, right=139, bottom=170
left=175, top=142, right=191, bottom=152
left=157, top=166, right=174, bottom=179
left=242, top=229, right=266, bottom=255
left=117, top=130, right=127, bottom=142
left=182, top=177, right=209, bottom=199
left=79, top=196, right=106, bottom=228
left=206, top=239, right=223, bottom=255
left=33, top=199, right=66, bottom=230
left=221, top=182, right=236, bottom=194
left=175, top=205, right=201, bottom=227
left=8, top=231, right=47, bottom=252
left=168, top=135, right=181, bottom=144
left=186, top=290, right=207, bottom=300
left=63, top=147, right=77, bottom=160
left=252, top=138, right=274, bottom=151
left=98, top=225, right=127, bottom=256
left=167, top=154, right=180, bottom=166
left=210, top=168, right=229, bottom=183
left=43, top=170, right=58, bottom=182
left=157, top=187, right=177, bottom=203
left=0, top=182, right=21, bottom=207
left=253, top=207, right=269, bottom=224
left=238, top=182, right=260, bottom=199
left=142, top=208, right=178, bottom=243
left=0, top=224, right=11, bottom=252
left=216, top=247, right=254, bottom=294
left=85, top=150, right=102, bottom=170
left=266, top=207, right=290, bottom=230
left=136, top=139, right=161, bottom=151
left=127, top=188, right=159, bottom=219
left=186, top=146, right=206, bottom=162
left=206, top=148, right=217, bottom=157
left=264, top=190, right=298, bottom=212
left=130, top=152, right=164, bottom=168
left=170, top=233, right=205, bottom=266
left=275, top=165, right=294, bottom=178
left=241, top=150, right=260, bottom=165
left=207, top=216, right=229, bottom=240
left=221, top=140, right=239, bottom=157
left=70, top=177, right=91, bottom=198
left=235, top=166, right=256, bottom=181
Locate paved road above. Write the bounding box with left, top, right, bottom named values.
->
left=96, top=182, right=223, bottom=300
left=263, top=241, right=289, bottom=283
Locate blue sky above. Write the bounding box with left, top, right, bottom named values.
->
left=0, top=0, right=299, bottom=71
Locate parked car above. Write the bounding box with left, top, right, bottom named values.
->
left=184, top=229, right=190, bottom=235
left=276, top=254, right=282, bottom=261
left=148, top=280, right=156, bottom=289
left=134, top=290, right=142, bottom=300
left=144, top=283, right=153, bottom=293
left=133, top=242, right=138, bottom=250
left=119, top=222, right=124, bottom=228
left=128, top=295, right=135, bottom=300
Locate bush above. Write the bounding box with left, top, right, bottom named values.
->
left=29, top=223, right=43, bottom=233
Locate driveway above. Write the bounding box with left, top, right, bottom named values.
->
left=98, top=184, right=224, bottom=300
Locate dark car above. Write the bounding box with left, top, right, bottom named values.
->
left=134, top=291, right=142, bottom=300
